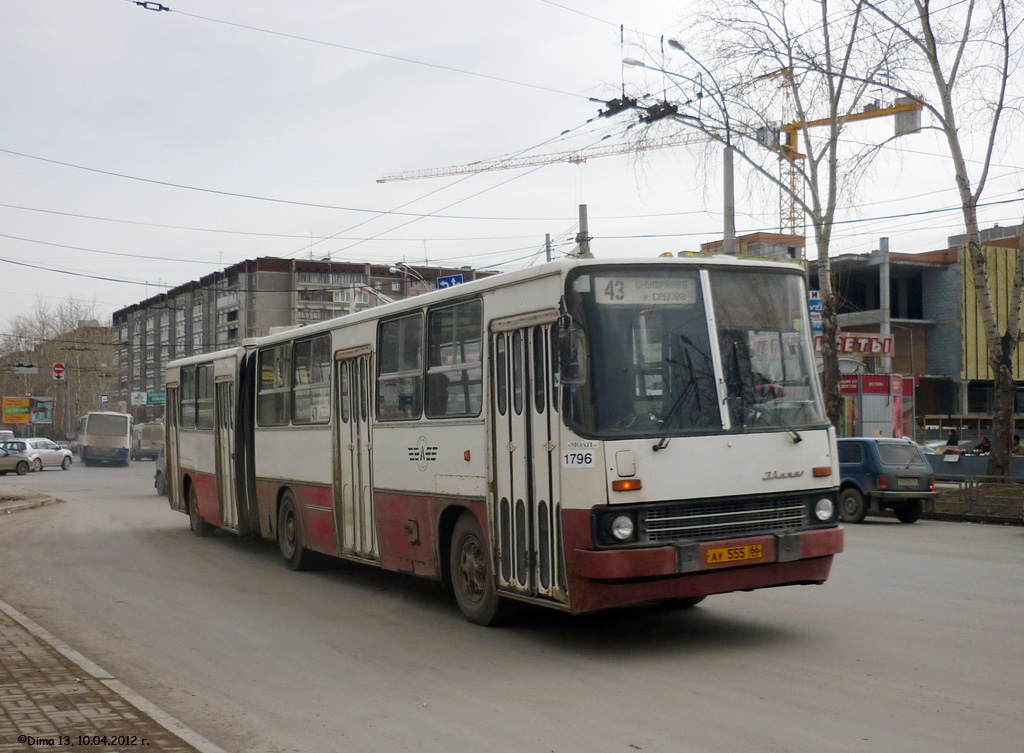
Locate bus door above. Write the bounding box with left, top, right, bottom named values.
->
left=215, top=379, right=239, bottom=530
left=334, top=350, right=377, bottom=560
left=166, top=385, right=182, bottom=512
left=491, top=318, right=566, bottom=602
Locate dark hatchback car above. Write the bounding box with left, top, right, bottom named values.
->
left=837, top=437, right=936, bottom=523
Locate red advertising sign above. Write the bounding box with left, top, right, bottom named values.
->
left=840, top=375, right=860, bottom=394
left=813, top=333, right=894, bottom=354
left=861, top=375, right=891, bottom=394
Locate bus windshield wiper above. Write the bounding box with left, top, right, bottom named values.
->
left=653, top=350, right=699, bottom=451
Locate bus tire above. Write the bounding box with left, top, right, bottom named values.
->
left=894, top=500, right=922, bottom=524
left=277, top=491, right=310, bottom=571
left=189, top=485, right=211, bottom=537
left=449, top=511, right=513, bottom=626
left=838, top=488, right=867, bottom=523
left=657, top=595, right=707, bottom=610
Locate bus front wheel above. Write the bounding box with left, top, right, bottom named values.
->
left=277, top=491, right=310, bottom=571
left=449, top=512, right=513, bottom=626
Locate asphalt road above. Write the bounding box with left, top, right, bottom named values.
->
left=1, top=461, right=1022, bottom=753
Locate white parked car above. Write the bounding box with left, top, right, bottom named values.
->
left=0, top=438, right=73, bottom=472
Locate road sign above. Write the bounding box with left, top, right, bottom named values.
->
left=53, top=362, right=65, bottom=381
left=101, top=394, right=108, bottom=405
left=808, top=290, right=823, bottom=332
left=437, top=274, right=464, bottom=289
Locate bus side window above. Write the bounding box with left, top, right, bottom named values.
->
left=181, top=366, right=197, bottom=429
left=377, top=313, right=423, bottom=420
left=258, top=345, right=292, bottom=426
left=293, top=334, right=331, bottom=425
left=196, top=363, right=214, bottom=430
left=426, top=299, right=482, bottom=418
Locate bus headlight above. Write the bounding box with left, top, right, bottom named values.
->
left=610, top=515, right=635, bottom=541
left=814, top=498, right=835, bottom=521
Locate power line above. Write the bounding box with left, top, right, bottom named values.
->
left=0, top=146, right=577, bottom=223
left=124, top=0, right=586, bottom=100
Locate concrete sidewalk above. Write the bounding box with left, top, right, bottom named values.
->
left=0, top=489, right=229, bottom=753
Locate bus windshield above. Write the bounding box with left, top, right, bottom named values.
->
left=562, top=266, right=827, bottom=438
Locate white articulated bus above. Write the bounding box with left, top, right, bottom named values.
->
left=164, top=257, right=843, bottom=624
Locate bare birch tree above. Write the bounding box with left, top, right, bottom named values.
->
left=865, top=0, right=1023, bottom=475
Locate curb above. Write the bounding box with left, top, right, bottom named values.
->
left=1, top=495, right=59, bottom=514
left=0, top=598, right=230, bottom=753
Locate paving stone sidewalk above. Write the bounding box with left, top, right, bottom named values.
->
left=0, top=598, right=226, bottom=753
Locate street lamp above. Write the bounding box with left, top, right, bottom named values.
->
left=625, top=47, right=737, bottom=256
left=389, top=262, right=429, bottom=297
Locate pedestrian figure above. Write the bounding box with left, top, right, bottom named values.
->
left=1013, top=435, right=1024, bottom=455
left=976, top=436, right=990, bottom=454
left=945, top=429, right=959, bottom=447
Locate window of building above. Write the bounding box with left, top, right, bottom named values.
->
left=426, top=299, right=482, bottom=417
left=967, top=382, right=991, bottom=414
left=377, top=313, right=423, bottom=419
left=257, top=345, right=291, bottom=426
left=293, top=335, right=331, bottom=424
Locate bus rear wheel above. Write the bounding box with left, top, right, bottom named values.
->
left=277, top=491, right=310, bottom=571
left=449, top=512, right=513, bottom=626
left=189, top=486, right=211, bottom=537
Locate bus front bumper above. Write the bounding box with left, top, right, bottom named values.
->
left=566, top=527, right=843, bottom=613
left=574, top=527, right=843, bottom=579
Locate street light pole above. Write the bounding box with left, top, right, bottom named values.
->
left=624, top=49, right=736, bottom=255
left=667, top=39, right=736, bottom=256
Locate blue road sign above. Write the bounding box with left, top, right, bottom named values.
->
left=437, top=274, right=464, bottom=289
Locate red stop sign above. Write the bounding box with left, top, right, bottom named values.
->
left=53, top=363, right=65, bottom=376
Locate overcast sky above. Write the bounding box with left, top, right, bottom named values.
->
left=2, top=0, right=1022, bottom=331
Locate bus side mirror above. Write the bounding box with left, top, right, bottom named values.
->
left=557, top=328, right=586, bottom=385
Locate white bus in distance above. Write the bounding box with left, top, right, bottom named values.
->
left=164, top=257, right=843, bottom=625
left=79, top=411, right=133, bottom=467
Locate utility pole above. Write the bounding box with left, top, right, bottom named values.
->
left=879, top=237, right=892, bottom=373
left=723, top=144, right=736, bottom=255
left=545, top=233, right=552, bottom=262
left=574, top=205, right=593, bottom=258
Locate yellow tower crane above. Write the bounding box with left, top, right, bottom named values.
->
left=774, top=98, right=924, bottom=234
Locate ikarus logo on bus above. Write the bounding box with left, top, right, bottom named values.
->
left=408, top=436, right=438, bottom=472
left=563, top=440, right=598, bottom=468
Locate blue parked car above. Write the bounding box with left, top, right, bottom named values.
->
left=837, top=437, right=937, bottom=524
